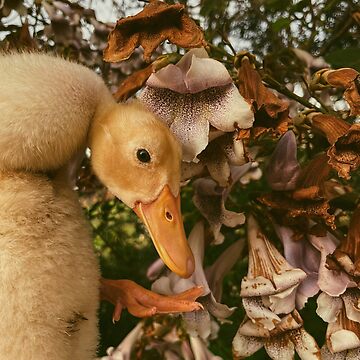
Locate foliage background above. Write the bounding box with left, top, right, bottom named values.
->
left=1, top=0, right=359, bottom=358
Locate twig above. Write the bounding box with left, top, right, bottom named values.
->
left=262, top=73, right=326, bottom=113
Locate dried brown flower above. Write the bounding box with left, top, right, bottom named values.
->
left=237, top=55, right=290, bottom=139
left=103, top=0, right=205, bottom=63
left=327, top=124, right=360, bottom=180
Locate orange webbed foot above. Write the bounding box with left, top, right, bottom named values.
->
left=100, top=278, right=203, bottom=322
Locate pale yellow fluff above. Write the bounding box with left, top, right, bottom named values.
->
left=0, top=53, right=182, bottom=359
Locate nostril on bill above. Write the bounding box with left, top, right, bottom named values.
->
left=165, top=210, right=173, bottom=221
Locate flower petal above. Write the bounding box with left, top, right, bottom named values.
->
left=321, top=345, right=346, bottom=360
left=342, top=289, right=360, bottom=323
left=103, top=1, right=205, bottom=62
left=242, top=297, right=281, bottom=330
left=146, top=64, right=188, bottom=93
left=189, top=336, right=223, bottom=360
left=309, top=234, right=351, bottom=296
left=208, top=84, right=254, bottom=131
left=232, top=332, right=264, bottom=359
left=266, top=131, right=301, bottom=191
left=183, top=310, right=211, bottom=339
left=202, top=293, right=236, bottom=321
left=205, top=239, right=245, bottom=301
left=268, top=285, right=298, bottom=314
left=193, top=177, right=245, bottom=244
left=296, top=273, right=320, bottom=309
left=329, top=329, right=360, bottom=353
left=104, top=322, right=143, bottom=360
left=185, top=54, right=233, bottom=93
left=316, top=292, right=343, bottom=323
left=265, top=335, right=295, bottom=360
left=290, top=328, right=321, bottom=360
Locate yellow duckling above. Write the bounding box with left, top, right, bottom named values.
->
left=0, top=53, right=200, bottom=360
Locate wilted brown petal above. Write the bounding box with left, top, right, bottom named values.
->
left=237, top=55, right=290, bottom=139
left=322, top=68, right=360, bottom=116
left=259, top=192, right=336, bottom=229
left=103, top=0, right=205, bottom=62
left=327, top=124, right=360, bottom=180
left=237, top=56, right=288, bottom=118
left=307, top=112, right=351, bottom=145
left=113, top=64, right=154, bottom=101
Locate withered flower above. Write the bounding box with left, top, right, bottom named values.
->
left=151, top=221, right=244, bottom=339
left=262, top=131, right=336, bottom=229
left=313, top=68, right=360, bottom=116
left=140, top=48, right=254, bottom=162
left=327, top=124, right=360, bottom=180
left=236, top=54, right=290, bottom=139
left=304, top=111, right=360, bottom=180
left=232, top=311, right=320, bottom=359
left=240, top=216, right=306, bottom=330
left=306, top=111, right=350, bottom=145
left=103, top=0, right=205, bottom=62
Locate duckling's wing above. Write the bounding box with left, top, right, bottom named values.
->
left=0, top=53, right=114, bottom=172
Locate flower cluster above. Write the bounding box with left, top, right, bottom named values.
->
left=100, top=2, right=360, bottom=358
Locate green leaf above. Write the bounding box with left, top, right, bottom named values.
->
left=272, top=18, right=291, bottom=32
left=325, top=47, right=360, bottom=72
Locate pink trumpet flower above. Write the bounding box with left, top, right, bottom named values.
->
left=140, top=48, right=254, bottom=162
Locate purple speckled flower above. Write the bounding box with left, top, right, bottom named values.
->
left=139, top=48, right=254, bottom=162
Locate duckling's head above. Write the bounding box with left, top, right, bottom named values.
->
left=89, top=101, right=195, bottom=278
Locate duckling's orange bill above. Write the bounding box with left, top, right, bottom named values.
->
left=134, top=185, right=195, bottom=279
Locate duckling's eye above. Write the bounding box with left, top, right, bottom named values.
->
left=137, top=149, right=151, bottom=163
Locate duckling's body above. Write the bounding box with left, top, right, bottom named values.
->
left=0, top=53, right=197, bottom=360
left=0, top=53, right=112, bottom=359
left=0, top=172, right=99, bottom=359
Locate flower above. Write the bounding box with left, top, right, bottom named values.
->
left=275, top=224, right=351, bottom=308
left=151, top=221, right=245, bottom=339
left=236, top=53, right=290, bottom=140
left=192, top=177, right=246, bottom=244
left=181, top=132, right=248, bottom=187
left=318, top=291, right=360, bottom=358
left=312, top=68, right=360, bottom=116
left=261, top=131, right=336, bottom=229
left=266, top=131, right=300, bottom=191
left=103, top=0, right=205, bottom=62
left=232, top=310, right=320, bottom=359
left=315, top=207, right=360, bottom=357
left=140, top=48, right=254, bottom=162
left=240, top=216, right=307, bottom=330
left=100, top=322, right=143, bottom=360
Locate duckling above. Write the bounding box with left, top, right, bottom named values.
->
left=0, top=53, right=199, bottom=360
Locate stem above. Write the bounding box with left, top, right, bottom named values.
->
left=262, top=73, right=326, bottom=113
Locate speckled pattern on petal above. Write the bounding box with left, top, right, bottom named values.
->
left=140, top=84, right=253, bottom=162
